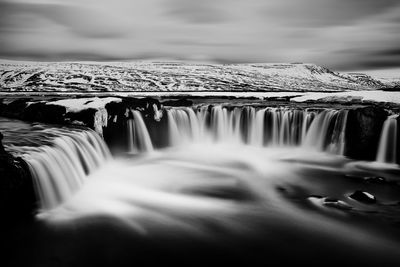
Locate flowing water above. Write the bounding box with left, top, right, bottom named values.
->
left=138, top=105, right=349, bottom=153
left=377, top=115, right=398, bottom=164
left=1, top=106, right=400, bottom=266
left=0, top=118, right=110, bottom=210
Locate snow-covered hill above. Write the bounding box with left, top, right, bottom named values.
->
left=0, top=60, right=388, bottom=92
left=374, top=77, right=400, bottom=90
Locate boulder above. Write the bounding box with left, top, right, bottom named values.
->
left=364, top=176, right=387, bottom=184
left=349, top=190, right=377, bottom=204
left=344, top=174, right=388, bottom=184
left=308, top=196, right=353, bottom=211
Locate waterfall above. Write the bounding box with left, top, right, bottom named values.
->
left=303, top=110, right=336, bottom=150
left=303, top=109, right=349, bottom=153
left=248, top=108, right=266, bottom=146
left=163, top=105, right=348, bottom=155
left=167, top=108, right=203, bottom=145
left=376, top=115, right=398, bottom=164
left=23, top=130, right=110, bottom=210
left=127, top=110, right=154, bottom=153
left=327, top=110, right=348, bottom=155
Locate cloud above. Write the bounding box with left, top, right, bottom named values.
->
left=0, top=0, right=399, bottom=71
left=261, top=0, right=400, bottom=27
left=332, top=48, right=400, bottom=70
left=163, top=0, right=230, bottom=24
left=0, top=1, right=129, bottom=38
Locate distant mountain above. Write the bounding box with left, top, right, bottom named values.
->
left=0, top=60, right=389, bottom=92
left=373, top=77, right=400, bottom=91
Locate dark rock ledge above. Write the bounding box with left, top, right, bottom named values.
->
left=0, top=96, right=162, bottom=135
left=0, top=132, right=36, bottom=220
left=1, top=96, right=399, bottom=162
left=345, top=106, right=389, bottom=161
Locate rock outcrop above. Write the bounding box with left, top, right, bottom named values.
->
left=0, top=132, right=36, bottom=220
left=103, top=97, right=166, bottom=151
left=345, top=106, right=388, bottom=161
left=0, top=97, right=162, bottom=137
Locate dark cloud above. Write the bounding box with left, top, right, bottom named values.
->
left=262, top=0, right=400, bottom=27
left=329, top=47, right=400, bottom=70
left=0, top=1, right=127, bottom=38
left=0, top=49, right=169, bottom=62
left=0, top=46, right=125, bottom=61
left=164, top=40, right=239, bottom=47
left=372, top=49, right=400, bottom=57
left=356, top=58, right=400, bottom=70
left=211, top=57, right=266, bottom=65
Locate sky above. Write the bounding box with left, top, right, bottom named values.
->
left=0, top=0, right=399, bottom=74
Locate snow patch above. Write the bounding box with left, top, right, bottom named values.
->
left=291, top=91, right=400, bottom=104
left=47, top=97, right=122, bottom=113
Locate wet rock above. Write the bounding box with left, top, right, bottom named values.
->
left=103, top=97, right=166, bottom=152
left=0, top=132, right=5, bottom=154
left=323, top=198, right=353, bottom=210
left=0, top=97, right=163, bottom=141
left=398, top=115, right=400, bottom=165
left=64, top=108, right=108, bottom=136
left=22, top=102, right=67, bottom=124
left=349, top=190, right=377, bottom=204
left=344, top=174, right=362, bottom=181
left=162, top=98, right=193, bottom=107
left=309, top=195, right=323, bottom=199
left=308, top=196, right=353, bottom=211
left=344, top=174, right=388, bottom=184
left=0, top=98, right=31, bottom=118
left=106, top=97, right=161, bottom=118
left=65, top=108, right=96, bottom=126
left=345, top=106, right=388, bottom=161
left=324, top=197, right=338, bottom=203
left=0, top=98, right=67, bottom=124
left=0, top=131, right=36, bottom=219
left=364, top=176, right=387, bottom=184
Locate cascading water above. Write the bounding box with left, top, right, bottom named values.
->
left=23, top=130, right=110, bottom=210
left=376, top=115, right=398, bottom=164
left=14, top=105, right=349, bottom=210
left=127, top=110, right=154, bottom=153
left=3, top=106, right=400, bottom=266
left=163, top=105, right=348, bottom=155
left=303, top=109, right=349, bottom=153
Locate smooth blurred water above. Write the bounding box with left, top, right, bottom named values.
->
left=1, top=117, right=110, bottom=209
left=2, top=116, right=400, bottom=266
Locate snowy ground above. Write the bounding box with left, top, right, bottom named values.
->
left=16, top=90, right=399, bottom=106
left=47, top=97, right=122, bottom=112
left=0, top=60, right=388, bottom=92
left=290, top=90, right=400, bottom=104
